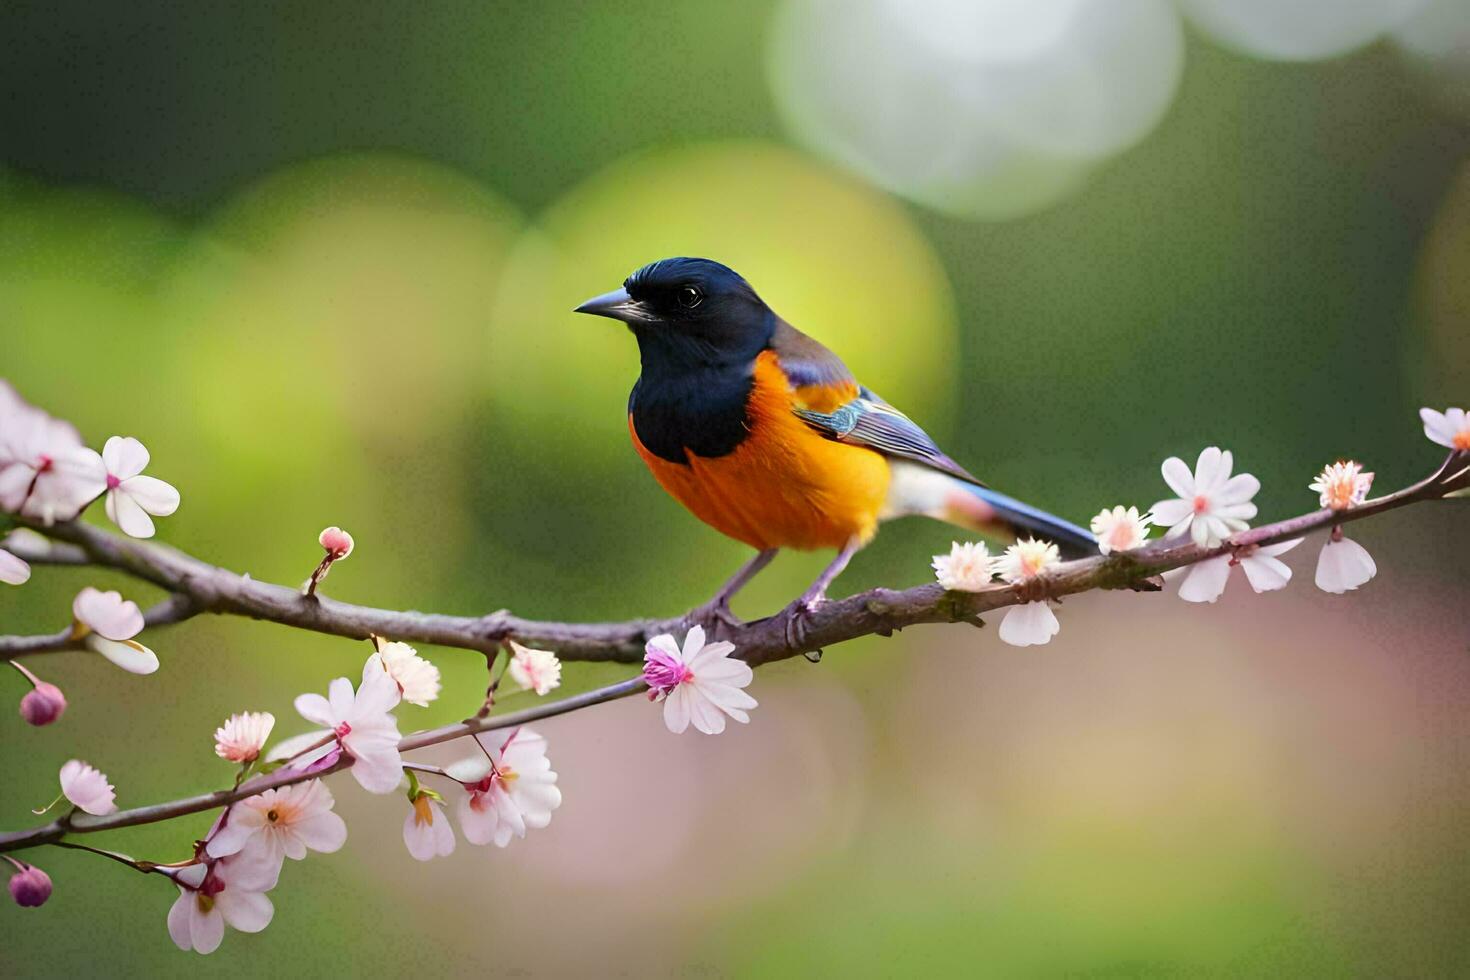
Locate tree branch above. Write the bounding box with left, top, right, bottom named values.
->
left=3, top=451, right=1465, bottom=669
left=0, top=451, right=1463, bottom=857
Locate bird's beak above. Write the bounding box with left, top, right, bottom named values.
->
left=573, top=287, right=641, bottom=322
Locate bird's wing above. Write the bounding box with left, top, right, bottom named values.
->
left=770, top=320, right=985, bottom=487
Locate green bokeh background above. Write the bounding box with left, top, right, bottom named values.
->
left=2, top=2, right=1468, bottom=977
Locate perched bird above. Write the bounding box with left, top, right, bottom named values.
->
left=575, top=257, right=1094, bottom=639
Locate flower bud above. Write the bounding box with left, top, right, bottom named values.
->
left=318, top=526, right=354, bottom=560
left=8, top=863, right=52, bottom=907
left=19, top=682, right=66, bottom=726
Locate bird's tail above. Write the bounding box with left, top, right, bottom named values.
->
left=883, top=461, right=1097, bottom=559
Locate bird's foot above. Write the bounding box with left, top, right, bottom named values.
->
left=782, top=592, right=827, bottom=651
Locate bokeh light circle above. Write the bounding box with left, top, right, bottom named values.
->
left=1177, top=0, right=1430, bottom=62
left=1391, top=0, right=1470, bottom=122
left=768, top=0, right=1184, bottom=219
left=154, top=154, right=523, bottom=581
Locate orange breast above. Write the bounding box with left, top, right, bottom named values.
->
left=630, top=351, right=890, bottom=552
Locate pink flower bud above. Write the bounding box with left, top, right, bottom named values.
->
left=318, top=526, right=354, bottom=560
left=8, top=863, right=52, bottom=907
left=19, top=682, right=66, bottom=726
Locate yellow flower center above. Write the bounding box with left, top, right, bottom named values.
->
left=499, top=768, right=519, bottom=787
left=196, top=893, right=215, bottom=914
left=412, top=794, right=435, bottom=828
left=1325, top=479, right=1356, bottom=509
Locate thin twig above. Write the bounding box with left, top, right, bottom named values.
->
left=50, top=840, right=169, bottom=876
left=0, top=676, right=647, bottom=853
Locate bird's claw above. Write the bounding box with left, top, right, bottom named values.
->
left=782, top=594, right=826, bottom=651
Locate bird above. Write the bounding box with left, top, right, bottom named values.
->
left=574, top=257, right=1094, bottom=641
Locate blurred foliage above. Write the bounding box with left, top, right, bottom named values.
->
left=1, top=2, right=1468, bottom=978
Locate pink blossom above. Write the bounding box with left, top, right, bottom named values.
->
left=365, top=642, right=440, bottom=706
left=7, top=861, right=51, bottom=908
left=205, top=780, right=346, bottom=887
left=69, top=436, right=181, bottom=539
left=403, top=792, right=456, bottom=861
left=643, top=626, right=756, bottom=735
left=1420, top=407, right=1470, bottom=452
left=72, top=586, right=159, bottom=674
left=59, top=759, right=117, bottom=816
left=0, top=403, right=96, bottom=524
left=507, top=640, right=561, bottom=696
left=931, top=541, right=994, bottom=591
left=1309, top=460, right=1373, bottom=511
left=19, top=682, right=66, bottom=727
left=166, top=858, right=274, bottom=955
left=213, top=711, right=275, bottom=764
left=454, top=728, right=562, bottom=848
left=293, top=667, right=403, bottom=793
left=1150, top=447, right=1259, bottom=548
left=995, top=538, right=1063, bottom=648
left=1089, top=505, right=1152, bottom=555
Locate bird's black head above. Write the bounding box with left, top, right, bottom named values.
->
left=574, top=258, right=775, bottom=373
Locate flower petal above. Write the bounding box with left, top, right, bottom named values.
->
left=997, top=601, right=1060, bottom=647
left=204, top=820, right=254, bottom=859
left=1149, top=499, right=1192, bottom=527
left=293, top=693, right=335, bottom=729
left=1177, top=556, right=1232, bottom=603
left=86, top=636, right=159, bottom=674
left=1420, top=407, right=1453, bottom=447
left=353, top=663, right=403, bottom=717
left=217, top=888, right=273, bottom=933
left=120, top=475, right=180, bottom=517
left=72, top=587, right=144, bottom=640
left=107, top=489, right=156, bottom=538
left=1189, top=516, right=1212, bottom=548
left=1194, top=447, right=1226, bottom=493
left=645, top=634, right=681, bottom=661
left=0, top=547, right=31, bottom=585
left=663, top=685, right=693, bottom=734
left=680, top=625, right=706, bottom=663
left=687, top=690, right=727, bottom=735
left=167, top=891, right=195, bottom=951
left=292, top=811, right=348, bottom=853
left=349, top=749, right=404, bottom=794
left=190, top=902, right=225, bottom=954
left=326, top=677, right=356, bottom=719
left=1240, top=554, right=1292, bottom=593
left=1215, top=472, right=1260, bottom=505
left=1160, top=456, right=1194, bottom=498
left=1315, top=536, right=1377, bottom=594
left=687, top=640, right=738, bottom=673
left=102, top=436, right=150, bottom=480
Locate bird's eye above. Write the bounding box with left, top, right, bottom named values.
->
left=677, top=285, right=703, bottom=309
